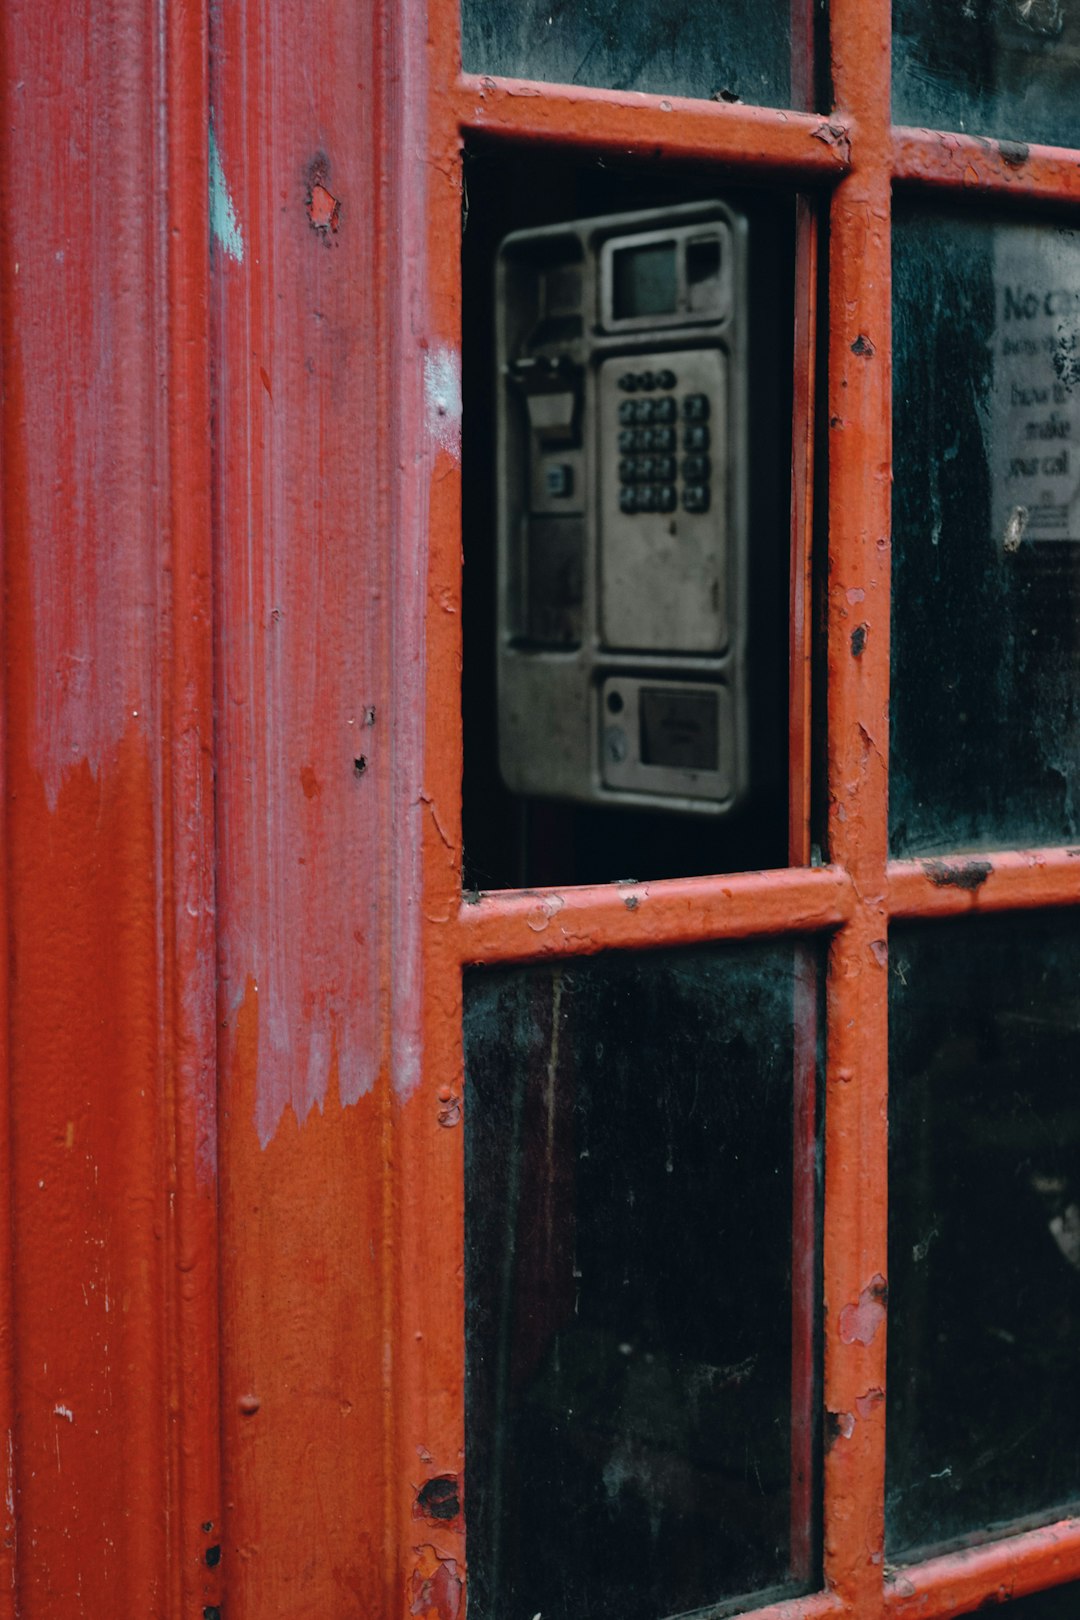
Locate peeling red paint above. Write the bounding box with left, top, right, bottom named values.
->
left=839, top=1275, right=889, bottom=1346
left=855, top=1386, right=885, bottom=1420
left=308, top=182, right=340, bottom=233
left=410, top=1545, right=463, bottom=1620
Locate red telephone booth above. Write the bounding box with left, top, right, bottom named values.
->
left=3, top=0, right=1080, bottom=1616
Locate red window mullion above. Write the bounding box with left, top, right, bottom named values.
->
left=821, top=0, right=894, bottom=1607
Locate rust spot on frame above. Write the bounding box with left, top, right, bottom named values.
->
left=850, top=623, right=868, bottom=657
left=415, top=1475, right=461, bottom=1523
left=850, top=333, right=875, bottom=357
left=998, top=140, right=1030, bottom=168
left=923, top=858, right=992, bottom=891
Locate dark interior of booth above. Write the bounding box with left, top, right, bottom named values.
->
left=459, top=140, right=802, bottom=892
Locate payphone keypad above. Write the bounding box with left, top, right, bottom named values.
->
left=600, top=349, right=727, bottom=655
left=612, top=371, right=715, bottom=521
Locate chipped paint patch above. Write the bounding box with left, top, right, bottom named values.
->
left=209, top=125, right=244, bottom=262
left=410, top=1545, right=463, bottom=1620
left=839, top=1274, right=888, bottom=1345
left=855, top=1386, right=885, bottom=1419
left=424, top=347, right=462, bottom=461
left=525, top=894, right=565, bottom=933
left=53, top=1404, right=73, bottom=1422
left=923, top=858, right=992, bottom=891
left=826, top=1409, right=856, bottom=1445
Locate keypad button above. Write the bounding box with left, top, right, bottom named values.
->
left=653, top=397, right=676, bottom=423
left=545, top=462, right=573, bottom=497
left=618, top=429, right=636, bottom=452
left=682, top=393, right=711, bottom=422
left=655, top=456, right=675, bottom=481
left=634, top=456, right=654, bottom=480
left=618, top=400, right=637, bottom=424
left=639, top=485, right=658, bottom=512
left=682, top=484, right=710, bottom=514
left=657, top=369, right=677, bottom=390
left=618, top=372, right=638, bottom=391
left=658, top=484, right=676, bottom=513
left=619, top=485, right=638, bottom=514
left=618, top=456, right=637, bottom=481
left=636, top=398, right=656, bottom=423
left=638, top=370, right=656, bottom=391
left=683, top=423, right=710, bottom=452
left=652, top=426, right=675, bottom=452
left=632, top=427, right=650, bottom=451
left=681, top=454, right=711, bottom=482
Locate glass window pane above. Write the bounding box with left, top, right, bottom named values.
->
left=1001, top=1585, right=1080, bottom=1617
left=460, top=0, right=803, bottom=110
left=464, top=943, right=820, bottom=1620
left=891, top=209, right=1080, bottom=856
left=888, top=914, right=1080, bottom=1559
left=893, top=0, right=1080, bottom=152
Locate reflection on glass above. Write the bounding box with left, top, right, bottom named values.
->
left=893, top=0, right=1080, bottom=152
left=461, top=0, right=799, bottom=110
left=888, top=915, right=1080, bottom=1558
left=464, top=944, right=819, bottom=1620
left=891, top=210, right=1080, bottom=855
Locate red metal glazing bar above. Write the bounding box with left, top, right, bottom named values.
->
left=789, top=944, right=819, bottom=1583
left=822, top=0, right=894, bottom=1609
left=888, top=848, right=1080, bottom=918
left=163, top=1, right=223, bottom=1611
left=786, top=234, right=823, bottom=1579
left=456, top=867, right=855, bottom=965
left=454, top=77, right=852, bottom=181
left=884, top=1517, right=1080, bottom=1619
left=790, top=200, right=820, bottom=868
left=0, top=294, right=14, bottom=1620
left=893, top=127, right=1080, bottom=204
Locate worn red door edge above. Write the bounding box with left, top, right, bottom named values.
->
left=0, top=0, right=220, bottom=1614
left=208, top=0, right=471, bottom=1611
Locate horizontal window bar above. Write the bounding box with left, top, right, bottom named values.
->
left=454, top=76, right=852, bottom=181
left=885, top=1515, right=1080, bottom=1618
left=887, top=848, right=1080, bottom=918
left=456, top=865, right=854, bottom=964
left=893, top=127, right=1080, bottom=204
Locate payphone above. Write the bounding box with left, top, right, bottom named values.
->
left=495, top=202, right=750, bottom=816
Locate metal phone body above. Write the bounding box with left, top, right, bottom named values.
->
left=495, top=201, right=749, bottom=815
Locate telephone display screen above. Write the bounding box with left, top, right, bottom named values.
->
left=612, top=242, right=677, bottom=318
